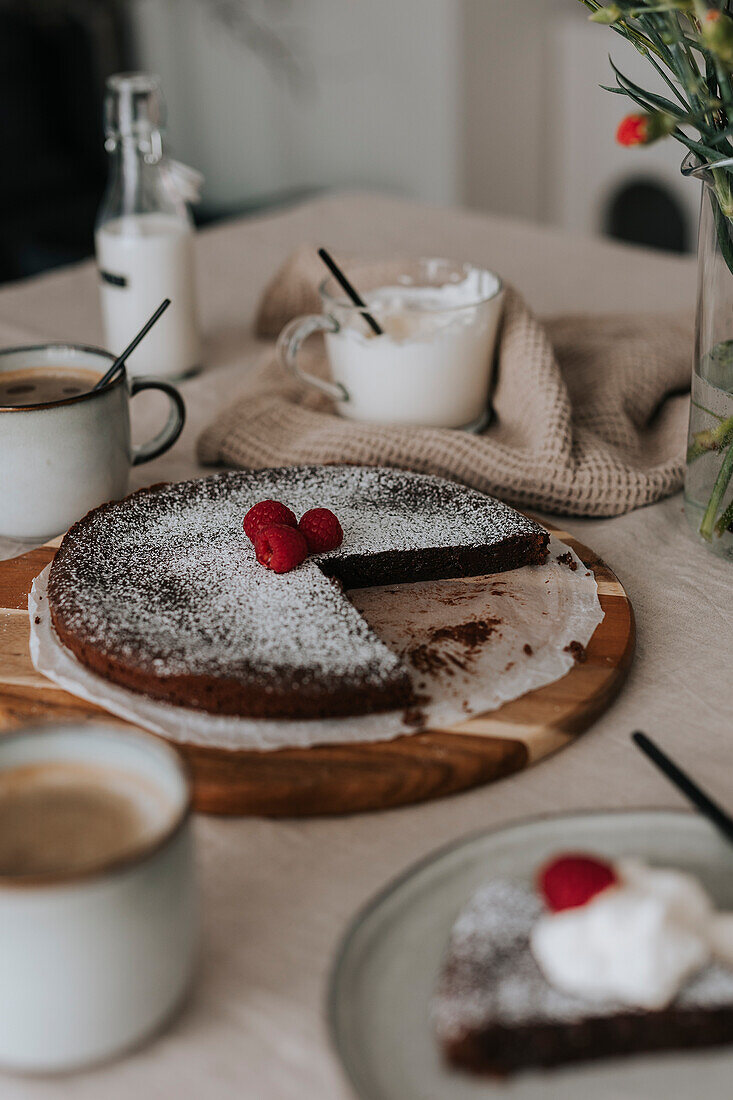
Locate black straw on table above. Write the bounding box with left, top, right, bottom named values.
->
left=632, top=731, right=733, bottom=846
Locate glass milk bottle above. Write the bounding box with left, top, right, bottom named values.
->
left=95, top=73, right=201, bottom=378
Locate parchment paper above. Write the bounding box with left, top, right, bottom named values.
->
left=28, top=536, right=603, bottom=752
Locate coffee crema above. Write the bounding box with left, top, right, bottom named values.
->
left=0, top=761, right=174, bottom=877
left=0, top=366, right=102, bottom=408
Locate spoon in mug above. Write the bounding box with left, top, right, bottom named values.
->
left=94, top=298, right=171, bottom=391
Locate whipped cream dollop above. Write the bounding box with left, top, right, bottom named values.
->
left=530, top=858, right=733, bottom=1010
left=340, top=267, right=501, bottom=345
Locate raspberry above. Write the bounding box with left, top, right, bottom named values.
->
left=538, top=854, right=618, bottom=912
left=243, top=500, right=297, bottom=544
left=254, top=524, right=308, bottom=573
left=298, top=507, right=343, bottom=553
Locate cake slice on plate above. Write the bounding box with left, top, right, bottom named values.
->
left=433, top=853, right=733, bottom=1074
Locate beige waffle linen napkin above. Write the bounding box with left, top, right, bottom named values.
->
left=197, top=246, right=692, bottom=517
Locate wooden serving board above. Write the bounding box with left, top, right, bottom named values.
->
left=0, top=525, right=634, bottom=816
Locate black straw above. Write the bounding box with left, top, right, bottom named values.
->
left=94, top=298, right=171, bottom=390
left=632, top=731, right=733, bottom=845
left=317, top=248, right=383, bottom=336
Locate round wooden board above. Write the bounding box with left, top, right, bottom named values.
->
left=0, top=524, right=634, bottom=816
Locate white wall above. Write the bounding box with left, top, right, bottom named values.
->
left=461, top=0, right=573, bottom=222
left=128, top=0, right=698, bottom=242
left=461, top=0, right=698, bottom=243
left=129, top=0, right=462, bottom=213
left=547, top=14, right=699, bottom=238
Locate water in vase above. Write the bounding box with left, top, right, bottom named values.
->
left=684, top=340, right=733, bottom=558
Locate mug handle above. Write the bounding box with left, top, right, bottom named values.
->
left=129, top=377, right=186, bottom=466
left=276, top=315, right=349, bottom=402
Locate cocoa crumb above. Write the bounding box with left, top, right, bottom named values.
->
left=585, top=571, right=591, bottom=577
left=406, top=618, right=501, bottom=678
left=504, top=661, right=514, bottom=672
left=402, top=694, right=430, bottom=728
left=564, top=640, right=587, bottom=664
left=557, top=551, right=578, bottom=571
left=429, top=619, right=500, bottom=649
left=407, top=645, right=453, bottom=677
left=523, top=643, right=533, bottom=656
left=34, top=616, right=41, bottom=625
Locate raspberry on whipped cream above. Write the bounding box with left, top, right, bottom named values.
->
left=539, top=854, right=618, bottom=912
left=530, top=856, right=733, bottom=1011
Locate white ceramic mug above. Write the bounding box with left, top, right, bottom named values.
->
left=0, top=344, right=185, bottom=541
left=277, top=258, right=504, bottom=430
left=0, top=722, right=196, bottom=1073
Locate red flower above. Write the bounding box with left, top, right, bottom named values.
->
left=616, top=113, right=650, bottom=147
left=616, top=110, right=675, bottom=147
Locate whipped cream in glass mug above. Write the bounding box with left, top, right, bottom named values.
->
left=277, top=258, right=504, bottom=430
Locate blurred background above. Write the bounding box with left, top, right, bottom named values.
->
left=0, top=0, right=696, bottom=286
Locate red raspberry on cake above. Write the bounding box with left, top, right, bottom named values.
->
left=254, top=523, right=308, bottom=574
left=538, top=853, right=618, bottom=912
left=298, top=507, right=343, bottom=553
left=243, top=499, right=297, bottom=544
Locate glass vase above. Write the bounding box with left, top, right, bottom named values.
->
left=682, top=152, right=733, bottom=559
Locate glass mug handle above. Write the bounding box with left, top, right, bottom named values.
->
left=276, top=315, right=349, bottom=402
left=129, top=377, right=186, bottom=465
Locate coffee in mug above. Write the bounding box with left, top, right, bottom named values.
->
left=0, top=723, right=196, bottom=1073
left=0, top=345, right=186, bottom=541
left=0, top=366, right=100, bottom=407
left=0, top=759, right=174, bottom=877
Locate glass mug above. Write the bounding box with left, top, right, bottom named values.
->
left=0, top=343, right=185, bottom=540
left=277, top=258, right=504, bottom=431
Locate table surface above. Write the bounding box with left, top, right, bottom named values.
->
left=2, top=193, right=731, bottom=1099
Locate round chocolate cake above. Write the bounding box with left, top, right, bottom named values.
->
left=47, top=466, right=548, bottom=719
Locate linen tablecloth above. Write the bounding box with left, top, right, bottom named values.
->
left=1, top=193, right=731, bottom=1100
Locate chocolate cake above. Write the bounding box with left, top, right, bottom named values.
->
left=47, top=465, right=548, bottom=719
left=433, top=880, right=733, bottom=1075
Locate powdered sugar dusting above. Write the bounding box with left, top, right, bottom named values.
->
left=432, top=879, right=733, bottom=1041
left=48, top=466, right=544, bottom=701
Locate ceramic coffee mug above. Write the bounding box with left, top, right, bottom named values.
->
left=277, top=258, right=504, bottom=431
left=0, top=344, right=185, bottom=540
left=0, top=722, right=196, bottom=1073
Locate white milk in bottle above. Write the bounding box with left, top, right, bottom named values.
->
left=95, top=73, right=201, bottom=378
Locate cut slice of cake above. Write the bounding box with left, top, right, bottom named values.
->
left=433, top=859, right=733, bottom=1075
left=47, top=465, right=549, bottom=719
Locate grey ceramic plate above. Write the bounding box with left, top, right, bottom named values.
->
left=329, top=810, right=733, bottom=1100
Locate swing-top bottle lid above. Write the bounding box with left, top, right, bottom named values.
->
left=104, top=72, right=166, bottom=141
